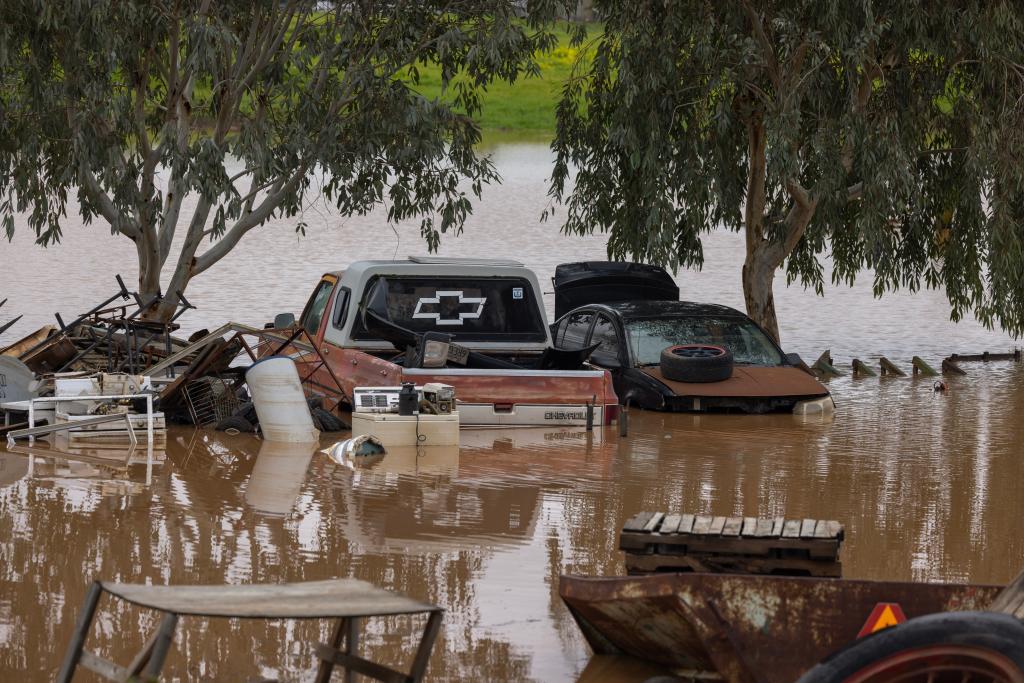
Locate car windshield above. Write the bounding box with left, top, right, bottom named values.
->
left=626, top=316, right=783, bottom=366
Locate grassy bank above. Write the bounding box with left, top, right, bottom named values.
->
left=412, top=24, right=597, bottom=139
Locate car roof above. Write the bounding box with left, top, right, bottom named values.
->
left=584, top=300, right=749, bottom=320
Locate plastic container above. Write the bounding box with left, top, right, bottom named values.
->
left=245, top=357, right=319, bottom=443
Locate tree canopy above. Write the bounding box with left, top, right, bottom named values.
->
left=0, top=0, right=567, bottom=319
left=549, top=1, right=1024, bottom=342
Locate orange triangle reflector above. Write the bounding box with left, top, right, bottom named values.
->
left=857, top=602, right=908, bottom=638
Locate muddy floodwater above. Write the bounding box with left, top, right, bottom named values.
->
left=2, top=144, right=1023, bottom=681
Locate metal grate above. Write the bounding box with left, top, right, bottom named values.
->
left=358, top=393, right=390, bottom=409
left=182, top=377, right=239, bottom=426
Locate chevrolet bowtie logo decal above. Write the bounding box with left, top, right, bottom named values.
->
left=412, top=290, right=486, bottom=326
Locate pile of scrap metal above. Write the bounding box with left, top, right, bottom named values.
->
left=0, top=276, right=197, bottom=378
left=145, top=322, right=350, bottom=433
left=1, top=279, right=350, bottom=434
left=2, top=369, right=167, bottom=446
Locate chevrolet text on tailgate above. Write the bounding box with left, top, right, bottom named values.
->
left=292, top=257, right=618, bottom=426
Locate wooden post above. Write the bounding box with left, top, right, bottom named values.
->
left=811, top=350, right=843, bottom=378
left=56, top=581, right=104, bottom=683
left=879, top=357, right=906, bottom=376
left=941, top=358, right=966, bottom=375
left=911, top=356, right=938, bottom=377
left=851, top=359, right=876, bottom=377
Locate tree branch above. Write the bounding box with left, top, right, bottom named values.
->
left=740, top=0, right=782, bottom=92
left=78, top=162, right=139, bottom=240
left=192, top=161, right=311, bottom=276
left=770, top=177, right=818, bottom=266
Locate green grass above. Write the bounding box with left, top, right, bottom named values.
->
left=411, top=24, right=598, bottom=139
left=186, top=24, right=597, bottom=142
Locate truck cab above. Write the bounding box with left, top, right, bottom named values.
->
left=294, top=257, right=618, bottom=426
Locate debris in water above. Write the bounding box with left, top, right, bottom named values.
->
left=323, top=434, right=386, bottom=467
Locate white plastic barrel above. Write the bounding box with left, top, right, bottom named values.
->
left=245, top=356, right=319, bottom=443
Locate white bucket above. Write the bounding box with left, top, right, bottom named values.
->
left=245, top=357, right=319, bottom=443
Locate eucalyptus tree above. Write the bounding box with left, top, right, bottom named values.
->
left=549, top=1, right=1024, bottom=342
left=0, top=0, right=566, bottom=320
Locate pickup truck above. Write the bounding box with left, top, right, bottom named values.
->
left=290, top=257, right=618, bottom=427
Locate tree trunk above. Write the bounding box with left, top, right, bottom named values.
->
left=134, top=228, right=166, bottom=318
left=741, top=116, right=783, bottom=342
left=742, top=243, right=781, bottom=342
left=740, top=117, right=817, bottom=345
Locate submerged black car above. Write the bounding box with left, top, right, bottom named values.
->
left=550, top=263, right=832, bottom=414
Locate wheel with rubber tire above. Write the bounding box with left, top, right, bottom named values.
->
left=214, top=414, right=255, bottom=433
left=660, top=344, right=733, bottom=382
left=797, top=611, right=1024, bottom=683
left=310, top=407, right=350, bottom=432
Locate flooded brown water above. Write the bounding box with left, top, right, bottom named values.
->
left=2, top=144, right=1023, bottom=681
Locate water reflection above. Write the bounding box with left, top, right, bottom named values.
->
left=0, top=454, right=28, bottom=488
left=245, top=440, right=317, bottom=516
left=0, top=365, right=1023, bottom=680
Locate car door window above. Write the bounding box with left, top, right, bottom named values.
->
left=589, top=314, right=621, bottom=366
left=561, top=311, right=594, bottom=348
left=300, top=280, right=334, bottom=337
left=332, top=287, right=351, bottom=329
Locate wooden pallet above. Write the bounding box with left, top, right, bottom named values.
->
left=620, top=511, right=844, bottom=577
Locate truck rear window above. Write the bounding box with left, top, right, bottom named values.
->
left=351, top=276, right=547, bottom=343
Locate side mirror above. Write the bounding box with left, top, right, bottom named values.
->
left=415, top=331, right=452, bottom=368
left=784, top=352, right=804, bottom=366
left=591, top=352, right=621, bottom=368
left=273, top=312, right=296, bottom=329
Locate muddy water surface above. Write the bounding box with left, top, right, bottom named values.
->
left=2, top=144, right=1023, bottom=681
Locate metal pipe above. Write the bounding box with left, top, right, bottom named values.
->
left=8, top=413, right=131, bottom=443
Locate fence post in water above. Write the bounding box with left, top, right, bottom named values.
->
left=619, top=404, right=629, bottom=437
left=851, top=359, right=877, bottom=377
left=879, top=357, right=906, bottom=376
left=812, top=350, right=843, bottom=378
left=942, top=358, right=967, bottom=375
left=912, top=356, right=939, bottom=377
left=585, top=400, right=594, bottom=432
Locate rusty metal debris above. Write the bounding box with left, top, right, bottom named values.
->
left=182, top=377, right=240, bottom=427
left=1, top=275, right=195, bottom=376
left=150, top=322, right=348, bottom=428
left=4, top=295, right=349, bottom=429
left=559, top=572, right=1003, bottom=683
left=0, top=298, right=22, bottom=336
